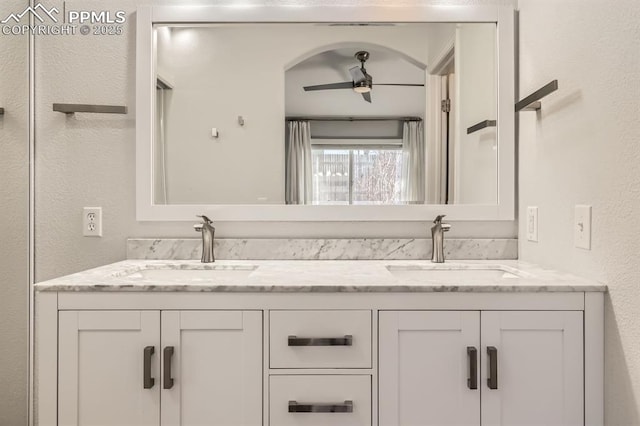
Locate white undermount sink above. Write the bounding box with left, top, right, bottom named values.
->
left=122, top=265, right=258, bottom=281
left=386, top=264, right=527, bottom=283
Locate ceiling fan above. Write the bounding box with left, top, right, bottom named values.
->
left=302, top=51, right=425, bottom=103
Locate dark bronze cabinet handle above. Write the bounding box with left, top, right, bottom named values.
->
left=143, top=346, right=155, bottom=389
left=288, top=335, right=353, bottom=346
left=163, top=346, right=174, bottom=389
left=487, top=346, right=498, bottom=389
left=288, top=400, right=353, bottom=413
left=467, top=346, right=478, bottom=390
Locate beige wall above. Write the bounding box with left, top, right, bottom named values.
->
left=0, top=0, right=29, bottom=424
left=518, top=0, right=640, bottom=423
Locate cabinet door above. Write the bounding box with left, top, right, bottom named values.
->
left=379, top=311, right=480, bottom=426
left=161, top=311, right=262, bottom=426
left=58, top=311, right=160, bottom=426
left=481, top=311, right=583, bottom=426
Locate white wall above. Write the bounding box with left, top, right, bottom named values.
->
left=424, top=23, right=457, bottom=68
left=454, top=23, right=497, bottom=204
left=0, top=0, right=29, bottom=424
left=35, top=0, right=517, bottom=284
left=517, top=0, right=640, bottom=423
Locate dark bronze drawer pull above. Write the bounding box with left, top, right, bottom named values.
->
left=288, top=335, right=353, bottom=346
left=467, top=346, right=478, bottom=390
left=163, top=346, right=174, bottom=389
left=288, top=400, right=353, bottom=413
left=487, top=346, right=498, bottom=389
left=143, top=346, right=155, bottom=389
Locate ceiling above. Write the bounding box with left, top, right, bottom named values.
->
left=285, top=46, right=426, bottom=117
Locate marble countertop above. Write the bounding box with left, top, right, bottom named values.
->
left=34, top=260, right=606, bottom=293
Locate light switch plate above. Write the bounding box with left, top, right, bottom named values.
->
left=574, top=205, right=592, bottom=250
left=526, top=206, right=538, bottom=242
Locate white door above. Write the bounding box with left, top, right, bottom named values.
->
left=481, top=311, right=584, bottom=426
left=160, top=310, right=262, bottom=426
left=379, top=311, right=480, bottom=426
left=58, top=310, right=160, bottom=426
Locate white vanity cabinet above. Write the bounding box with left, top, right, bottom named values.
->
left=56, top=310, right=262, bottom=426
left=379, top=310, right=584, bottom=426
left=268, top=310, right=373, bottom=426
left=58, top=311, right=161, bottom=426
left=36, top=281, right=603, bottom=426
left=270, top=375, right=372, bottom=426
left=379, top=311, right=481, bottom=426
left=270, top=310, right=372, bottom=369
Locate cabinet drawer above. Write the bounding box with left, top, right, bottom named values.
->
left=270, top=375, right=371, bottom=426
left=270, top=310, right=371, bottom=368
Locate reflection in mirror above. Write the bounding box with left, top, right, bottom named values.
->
left=154, top=23, right=497, bottom=206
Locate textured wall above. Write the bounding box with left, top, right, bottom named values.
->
left=518, top=0, right=640, bottom=423
left=0, top=0, right=29, bottom=424
left=34, top=0, right=517, bottom=283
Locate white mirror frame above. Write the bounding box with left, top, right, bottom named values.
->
left=136, top=5, right=514, bottom=222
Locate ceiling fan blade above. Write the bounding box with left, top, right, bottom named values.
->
left=304, top=82, right=354, bottom=91
left=362, top=92, right=372, bottom=103
left=374, top=83, right=425, bottom=87
left=349, top=66, right=366, bottom=83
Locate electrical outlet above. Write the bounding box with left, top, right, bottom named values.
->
left=83, top=207, right=102, bottom=237
left=574, top=205, right=592, bottom=250
left=526, top=206, right=538, bottom=242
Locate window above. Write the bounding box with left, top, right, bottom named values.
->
left=311, top=146, right=403, bottom=205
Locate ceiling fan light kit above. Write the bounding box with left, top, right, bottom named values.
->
left=302, top=50, right=424, bottom=103
left=353, top=84, right=371, bottom=94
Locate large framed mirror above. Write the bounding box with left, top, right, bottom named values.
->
left=136, top=5, right=514, bottom=221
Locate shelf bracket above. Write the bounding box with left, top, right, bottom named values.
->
left=516, top=80, right=558, bottom=112
left=53, top=104, right=128, bottom=115
left=467, top=119, right=496, bottom=134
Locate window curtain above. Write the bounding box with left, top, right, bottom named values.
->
left=285, top=120, right=312, bottom=204
left=401, top=120, right=426, bottom=204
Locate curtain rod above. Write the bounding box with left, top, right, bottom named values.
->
left=286, top=116, right=422, bottom=122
